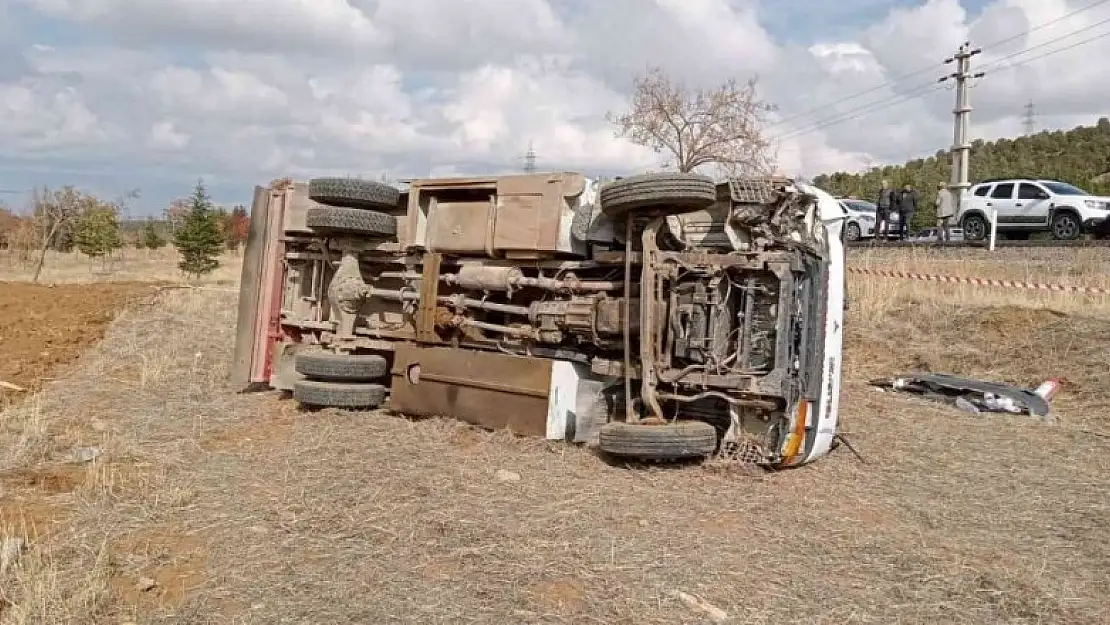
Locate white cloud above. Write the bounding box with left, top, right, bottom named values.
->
left=808, top=43, right=883, bottom=74
left=19, top=0, right=386, bottom=54
left=0, top=80, right=113, bottom=151
left=148, top=121, right=190, bottom=151
left=439, top=57, right=659, bottom=171
left=2, top=0, right=1110, bottom=207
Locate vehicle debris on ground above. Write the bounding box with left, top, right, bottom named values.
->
left=870, top=373, right=1062, bottom=418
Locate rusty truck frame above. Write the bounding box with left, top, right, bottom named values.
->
left=232, top=171, right=846, bottom=467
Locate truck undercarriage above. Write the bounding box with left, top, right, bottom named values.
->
left=232, top=172, right=845, bottom=468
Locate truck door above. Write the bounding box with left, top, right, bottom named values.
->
left=231, top=184, right=288, bottom=388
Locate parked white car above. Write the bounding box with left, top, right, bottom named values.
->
left=957, top=178, right=1110, bottom=241
left=837, top=198, right=901, bottom=241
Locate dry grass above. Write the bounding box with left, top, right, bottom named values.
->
left=0, top=247, right=1107, bottom=624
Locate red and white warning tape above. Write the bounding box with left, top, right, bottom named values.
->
left=847, top=267, right=1110, bottom=295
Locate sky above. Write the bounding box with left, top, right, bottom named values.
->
left=0, top=0, right=1108, bottom=215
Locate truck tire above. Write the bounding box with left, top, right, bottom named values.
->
left=306, top=207, right=397, bottom=237
left=293, top=380, right=387, bottom=409
left=962, top=213, right=987, bottom=242
left=597, top=420, right=718, bottom=460
left=294, top=351, right=388, bottom=382
left=600, top=172, right=717, bottom=217
left=308, top=177, right=400, bottom=210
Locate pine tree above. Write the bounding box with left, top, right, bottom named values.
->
left=141, top=219, right=166, bottom=249
left=73, top=202, right=122, bottom=260
left=173, top=180, right=224, bottom=278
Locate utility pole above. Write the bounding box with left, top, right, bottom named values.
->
left=939, top=42, right=984, bottom=236
left=1023, top=101, right=1036, bottom=135
left=523, top=142, right=536, bottom=173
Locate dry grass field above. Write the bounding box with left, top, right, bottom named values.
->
left=1, top=245, right=1108, bottom=624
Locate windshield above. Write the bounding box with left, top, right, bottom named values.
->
left=845, top=200, right=876, bottom=212
left=1041, top=181, right=1090, bottom=196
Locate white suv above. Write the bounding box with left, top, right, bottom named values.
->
left=957, top=178, right=1110, bottom=241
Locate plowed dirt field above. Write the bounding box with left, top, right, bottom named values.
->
left=0, top=281, right=158, bottom=404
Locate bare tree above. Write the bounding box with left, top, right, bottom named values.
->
left=607, top=67, right=777, bottom=177
left=164, top=197, right=190, bottom=234
left=30, top=186, right=97, bottom=283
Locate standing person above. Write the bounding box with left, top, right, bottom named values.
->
left=934, top=181, right=955, bottom=242
left=896, top=183, right=917, bottom=240
left=875, top=180, right=895, bottom=240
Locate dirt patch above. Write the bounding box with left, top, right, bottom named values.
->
left=0, top=464, right=86, bottom=494
left=527, top=579, right=586, bottom=611
left=0, top=281, right=159, bottom=402
left=198, top=395, right=298, bottom=454
left=110, top=525, right=207, bottom=609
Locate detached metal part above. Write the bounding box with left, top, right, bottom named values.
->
left=873, top=373, right=1052, bottom=417
left=232, top=171, right=847, bottom=469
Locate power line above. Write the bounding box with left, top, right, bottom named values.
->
left=765, top=65, right=943, bottom=130
left=979, top=14, right=1110, bottom=72
left=766, top=0, right=1110, bottom=129
left=982, top=28, right=1110, bottom=75
left=773, top=20, right=1110, bottom=142
left=772, top=81, right=946, bottom=142
left=981, top=0, right=1110, bottom=49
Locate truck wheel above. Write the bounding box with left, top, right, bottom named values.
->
left=845, top=222, right=861, bottom=242
left=308, top=177, right=400, bottom=210
left=597, top=420, right=718, bottom=461
left=306, top=207, right=397, bottom=237
left=1050, top=211, right=1081, bottom=240
left=600, top=172, right=717, bottom=217
left=293, top=380, right=387, bottom=409
left=294, top=351, right=388, bottom=382
left=962, top=213, right=987, bottom=242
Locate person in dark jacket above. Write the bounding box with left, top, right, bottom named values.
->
left=895, top=183, right=918, bottom=240
left=875, top=180, right=895, bottom=239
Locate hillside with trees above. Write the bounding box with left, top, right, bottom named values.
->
left=812, top=117, right=1110, bottom=228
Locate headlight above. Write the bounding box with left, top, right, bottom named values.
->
left=859, top=215, right=874, bottom=222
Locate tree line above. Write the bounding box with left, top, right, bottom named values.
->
left=0, top=180, right=248, bottom=281
left=812, top=118, right=1110, bottom=229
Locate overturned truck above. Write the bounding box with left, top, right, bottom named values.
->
left=232, top=171, right=845, bottom=467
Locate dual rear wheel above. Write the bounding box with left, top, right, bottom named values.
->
left=296, top=178, right=397, bottom=408
left=292, top=350, right=389, bottom=409
left=305, top=177, right=399, bottom=237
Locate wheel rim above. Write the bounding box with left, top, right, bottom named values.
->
left=965, top=217, right=985, bottom=240
left=1054, top=215, right=1079, bottom=239
left=846, top=223, right=861, bottom=241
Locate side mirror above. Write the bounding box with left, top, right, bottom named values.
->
left=1037, top=192, right=1050, bottom=200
